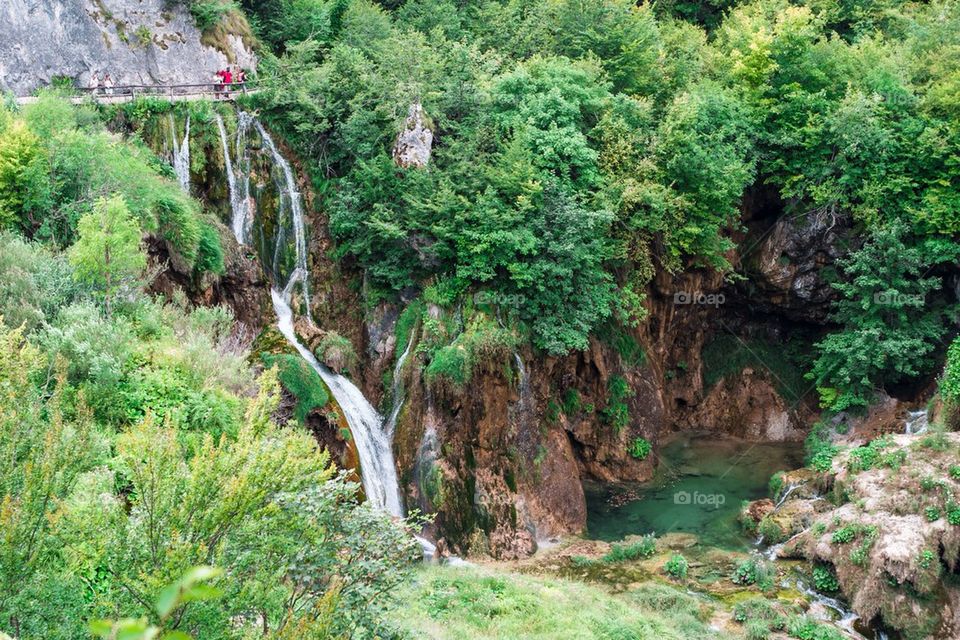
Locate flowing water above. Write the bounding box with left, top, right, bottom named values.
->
left=585, top=434, right=803, bottom=549
left=272, top=289, right=405, bottom=516
left=169, top=113, right=191, bottom=193
left=385, top=337, right=413, bottom=437
left=905, top=409, right=928, bottom=435
left=214, top=112, right=251, bottom=244
left=253, top=119, right=312, bottom=324
left=218, top=111, right=405, bottom=519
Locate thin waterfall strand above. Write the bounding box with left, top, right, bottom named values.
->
left=385, top=337, right=414, bottom=437
left=254, top=119, right=312, bottom=324
left=169, top=113, right=191, bottom=193
left=214, top=113, right=250, bottom=244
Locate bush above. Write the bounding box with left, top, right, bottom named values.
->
left=317, top=331, right=357, bottom=375
left=602, top=535, right=656, bottom=563
left=805, top=422, right=839, bottom=472
left=188, top=0, right=238, bottom=31
left=831, top=525, right=857, bottom=544
left=663, top=553, right=688, bottom=580
left=602, top=375, right=632, bottom=433
left=758, top=516, right=785, bottom=544
left=628, top=437, right=651, bottom=460
left=731, top=556, right=775, bottom=590
left=262, top=353, right=330, bottom=423
left=812, top=565, right=839, bottom=592
left=424, top=344, right=469, bottom=391
left=809, top=221, right=956, bottom=412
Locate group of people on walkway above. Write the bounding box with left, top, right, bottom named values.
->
left=89, top=72, right=115, bottom=94
left=214, top=67, right=247, bottom=97
left=84, top=67, right=249, bottom=99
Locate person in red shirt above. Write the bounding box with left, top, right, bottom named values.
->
left=222, top=68, right=233, bottom=95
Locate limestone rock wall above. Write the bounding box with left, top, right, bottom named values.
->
left=0, top=0, right=256, bottom=96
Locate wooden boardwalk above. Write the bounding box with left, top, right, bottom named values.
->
left=14, top=82, right=258, bottom=106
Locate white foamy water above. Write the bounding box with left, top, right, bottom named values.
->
left=272, top=289, right=404, bottom=516
left=169, top=113, right=191, bottom=192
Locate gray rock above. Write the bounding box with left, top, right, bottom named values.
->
left=392, top=102, right=433, bottom=168
left=0, top=0, right=256, bottom=96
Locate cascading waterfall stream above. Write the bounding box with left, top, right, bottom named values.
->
left=214, top=113, right=250, bottom=244
left=385, top=336, right=414, bottom=437
left=169, top=113, right=191, bottom=193
left=218, top=111, right=405, bottom=518
left=253, top=118, right=312, bottom=325
left=272, top=289, right=404, bottom=517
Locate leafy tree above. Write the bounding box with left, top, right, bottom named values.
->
left=809, top=221, right=958, bottom=411
left=68, top=195, right=147, bottom=318
left=0, top=323, right=96, bottom=633
left=0, top=118, right=49, bottom=231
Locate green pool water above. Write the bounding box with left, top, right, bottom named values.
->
left=585, top=434, right=804, bottom=550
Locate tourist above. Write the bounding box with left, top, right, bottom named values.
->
left=222, top=67, right=233, bottom=95
left=214, top=68, right=224, bottom=97
left=90, top=71, right=101, bottom=94
left=103, top=73, right=114, bottom=95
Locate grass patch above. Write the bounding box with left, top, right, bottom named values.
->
left=393, top=566, right=725, bottom=640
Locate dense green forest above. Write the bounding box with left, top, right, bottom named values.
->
left=242, top=0, right=960, bottom=409
left=2, top=0, right=960, bottom=638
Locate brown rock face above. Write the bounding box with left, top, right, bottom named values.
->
left=681, top=368, right=808, bottom=441
left=147, top=226, right=270, bottom=329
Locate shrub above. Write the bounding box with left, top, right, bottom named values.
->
left=193, top=221, right=225, bottom=275
left=812, top=565, right=839, bottom=592
left=602, top=535, right=656, bottom=563
left=601, top=375, right=632, bottom=433
left=663, top=553, right=688, bottom=580
left=561, top=388, right=582, bottom=416
left=831, top=525, right=857, bottom=544
left=768, top=472, right=784, bottom=500
left=628, top=437, right=651, bottom=460
left=787, top=616, right=845, bottom=640
left=758, top=516, right=785, bottom=544
left=425, top=344, right=468, bottom=391
left=262, top=353, right=330, bottom=423
left=731, top=556, right=775, bottom=590
left=805, top=422, right=839, bottom=472
left=925, top=506, right=942, bottom=522
left=317, top=331, right=357, bottom=375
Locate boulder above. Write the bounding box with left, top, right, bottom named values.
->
left=392, top=102, right=433, bottom=168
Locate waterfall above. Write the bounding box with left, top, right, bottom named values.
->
left=385, top=336, right=414, bottom=437
left=513, top=352, right=534, bottom=427
left=169, top=113, right=191, bottom=193
left=214, top=113, right=251, bottom=244
left=272, top=289, right=404, bottom=517
left=210, top=109, right=405, bottom=516
left=794, top=579, right=886, bottom=640
left=905, top=409, right=928, bottom=435
left=254, top=119, right=312, bottom=324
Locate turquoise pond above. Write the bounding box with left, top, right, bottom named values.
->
left=585, top=435, right=805, bottom=550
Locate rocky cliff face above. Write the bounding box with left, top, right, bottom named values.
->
left=0, top=0, right=256, bottom=95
